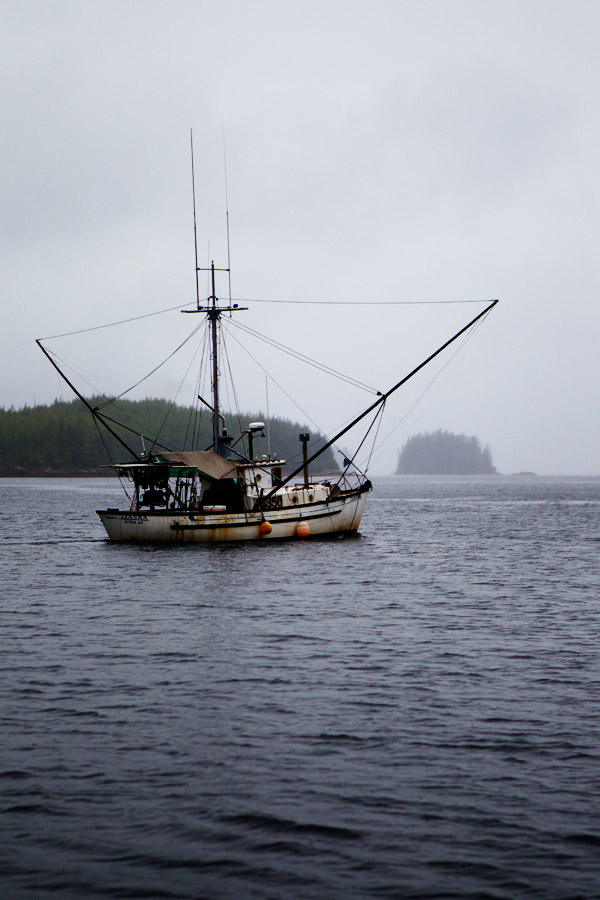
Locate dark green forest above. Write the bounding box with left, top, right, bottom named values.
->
left=0, top=398, right=338, bottom=475
left=396, top=429, right=496, bottom=475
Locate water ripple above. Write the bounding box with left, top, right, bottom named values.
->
left=1, top=476, right=600, bottom=899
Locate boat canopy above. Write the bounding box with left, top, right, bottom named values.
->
left=155, top=450, right=238, bottom=480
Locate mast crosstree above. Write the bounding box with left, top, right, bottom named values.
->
left=182, top=261, right=247, bottom=453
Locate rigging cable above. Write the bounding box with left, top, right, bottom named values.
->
left=337, top=401, right=386, bottom=482
left=184, top=326, right=209, bottom=449
left=39, top=303, right=197, bottom=341
left=223, top=323, right=375, bottom=469
left=220, top=321, right=245, bottom=447
left=38, top=347, right=110, bottom=400
left=40, top=294, right=497, bottom=473
left=39, top=343, right=186, bottom=455
left=223, top=327, right=328, bottom=466
left=38, top=297, right=495, bottom=342
left=255, top=299, right=498, bottom=507
left=93, top=410, right=174, bottom=452
left=91, top=415, right=133, bottom=505
left=364, top=400, right=387, bottom=473
left=365, top=317, right=486, bottom=469
left=227, top=318, right=379, bottom=394
left=231, top=297, right=494, bottom=306
left=193, top=330, right=212, bottom=449
left=149, top=326, right=209, bottom=453
left=95, top=319, right=207, bottom=410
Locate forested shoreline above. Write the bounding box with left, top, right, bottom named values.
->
left=0, top=398, right=337, bottom=476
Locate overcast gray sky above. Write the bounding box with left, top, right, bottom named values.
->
left=2, top=0, right=599, bottom=474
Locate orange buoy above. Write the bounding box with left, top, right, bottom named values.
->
left=296, top=521, right=310, bottom=537
left=259, top=520, right=273, bottom=535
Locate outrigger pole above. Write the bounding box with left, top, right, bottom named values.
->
left=257, top=298, right=499, bottom=507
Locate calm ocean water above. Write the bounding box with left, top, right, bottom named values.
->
left=1, top=475, right=599, bottom=900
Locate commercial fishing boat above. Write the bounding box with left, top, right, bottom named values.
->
left=37, top=156, right=497, bottom=543
left=37, top=256, right=377, bottom=542
left=38, top=285, right=496, bottom=543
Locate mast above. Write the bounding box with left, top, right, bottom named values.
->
left=208, top=261, right=220, bottom=451
left=183, top=266, right=247, bottom=454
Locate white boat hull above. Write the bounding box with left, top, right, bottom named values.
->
left=97, top=492, right=367, bottom=543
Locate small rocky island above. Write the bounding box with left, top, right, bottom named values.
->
left=396, top=429, right=496, bottom=475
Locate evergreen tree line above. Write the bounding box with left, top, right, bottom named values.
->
left=0, top=397, right=338, bottom=475
left=396, top=429, right=496, bottom=474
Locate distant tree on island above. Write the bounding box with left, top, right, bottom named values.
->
left=396, top=430, right=496, bottom=474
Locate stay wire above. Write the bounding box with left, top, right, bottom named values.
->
left=220, top=323, right=245, bottom=444
left=184, top=327, right=209, bottom=449
left=91, top=415, right=133, bottom=504
left=233, top=297, right=494, bottom=306
left=39, top=296, right=495, bottom=342
left=228, top=318, right=378, bottom=394
left=364, top=400, right=387, bottom=472
left=225, top=324, right=380, bottom=469
left=218, top=324, right=234, bottom=431
left=39, top=303, right=197, bottom=340
left=193, top=336, right=209, bottom=449
left=339, top=402, right=386, bottom=482
left=38, top=297, right=494, bottom=341
left=41, top=347, right=109, bottom=400
left=223, top=328, right=325, bottom=467
left=96, top=319, right=207, bottom=410
left=94, top=410, right=174, bottom=453
left=149, top=328, right=208, bottom=453
left=367, top=318, right=484, bottom=467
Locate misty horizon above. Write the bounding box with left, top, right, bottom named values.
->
left=2, top=1, right=599, bottom=476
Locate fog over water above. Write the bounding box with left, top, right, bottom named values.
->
left=2, top=1, right=599, bottom=475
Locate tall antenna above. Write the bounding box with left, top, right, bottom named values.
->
left=222, top=127, right=232, bottom=304
left=181, top=131, right=248, bottom=455
left=266, top=375, right=271, bottom=458
left=190, top=129, right=200, bottom=310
